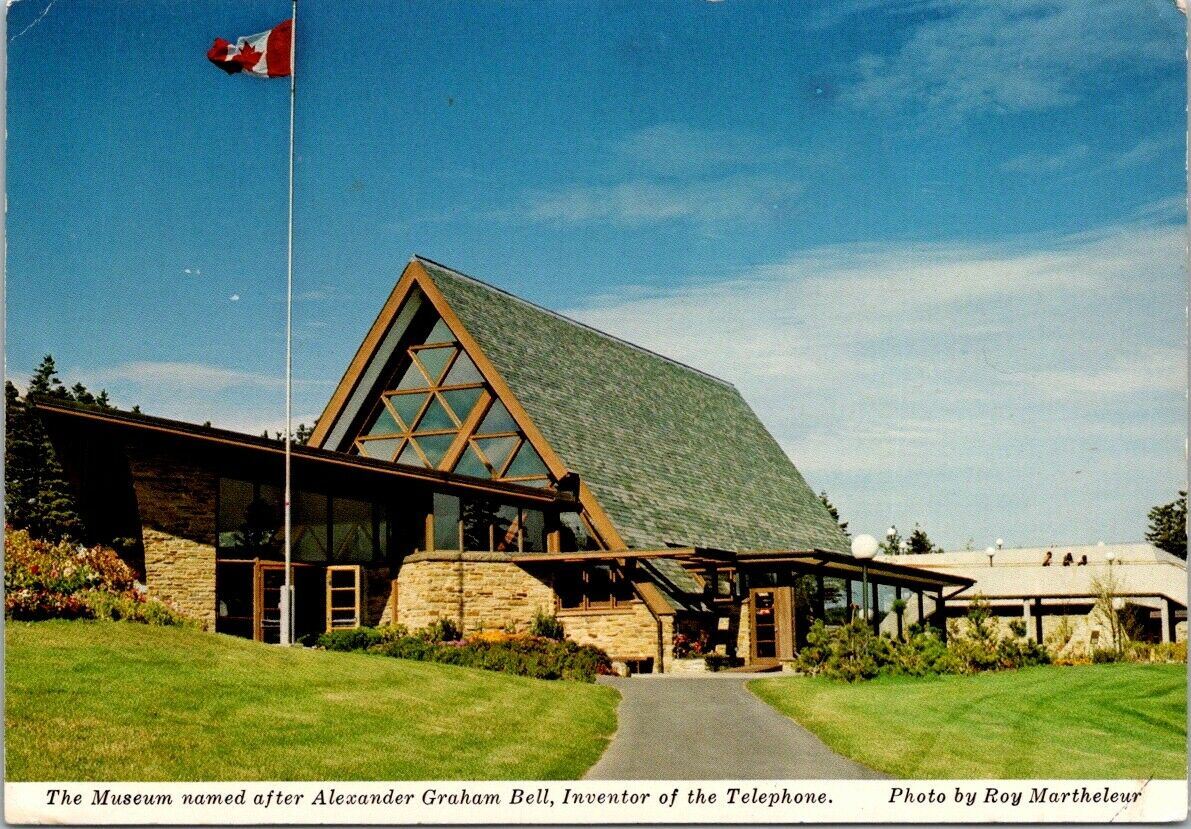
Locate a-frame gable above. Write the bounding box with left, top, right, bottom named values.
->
left=310, top=259, right=628, bottom=548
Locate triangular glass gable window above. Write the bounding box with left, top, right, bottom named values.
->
left=359, top=438, right=401, bottom=461
left=396, top=361, right=427, bottom=390
left=415, top=434, right=456, bottom=467
left=477, top=400, right=517, bottom=435
left=503, top=441, right=549, bottom=478
left=453, top=444, right=489, bottom=478
left=443, top=352, right=484, bottom=386
left=440, top=387, right=483, bottom=423
left=367, top=404, right=400, bottom=436
left=396, top=441, right=424, bottom=467
left=475, top=435, right=519, bottom=474
left=416, top=346, right=456, bottom=384
left=425, top=318, right=455, bottom=344
left=390, top=392, right=427, bottom=428
left=416, top=396, right=456, bottom=432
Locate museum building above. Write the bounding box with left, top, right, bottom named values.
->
left=37, top=256, right=970, bottom=672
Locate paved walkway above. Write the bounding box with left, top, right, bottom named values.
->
left=585, top=674, right=884, bottom=780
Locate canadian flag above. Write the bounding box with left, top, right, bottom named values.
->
left=207, top=20, right=293, bottom=78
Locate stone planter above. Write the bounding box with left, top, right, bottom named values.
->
left=667, top=657, right=709, bottom=674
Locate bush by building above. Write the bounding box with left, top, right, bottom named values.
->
left=4, top=527, right=193, bottom=626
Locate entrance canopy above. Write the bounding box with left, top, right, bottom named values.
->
left=734, top=549, right=975, bottom=594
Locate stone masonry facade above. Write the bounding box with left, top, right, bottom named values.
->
left=126, top=446, right=217, bottom=630
left=560, top=602, right=664, bottom=665
left=396, top=553, right=555, bottom=634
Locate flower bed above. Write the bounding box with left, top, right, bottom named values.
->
left=4, top=527, right=193, bottom=626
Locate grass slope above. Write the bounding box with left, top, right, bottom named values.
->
left=5, top=621, right=619, bottom=781
left=751, top=664, right=1187, bottom=779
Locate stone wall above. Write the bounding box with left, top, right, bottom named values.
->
left=395, top=553, right=554, bottom=634
left=126, top=447, right=217, bottom=629
left=560, top=601, right=661, bottom=664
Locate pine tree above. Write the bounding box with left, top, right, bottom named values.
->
left=879, top=525, right=903, bottom=555
left=906, top=522, right=944, bottom=554
left=1146, top=490, right=1187, bottom=560
left=817, top=491, right=849, bottom=537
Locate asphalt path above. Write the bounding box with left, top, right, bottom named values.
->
left=585, top=675, right=885, bottom=780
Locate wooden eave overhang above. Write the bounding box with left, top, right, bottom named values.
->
left=733, top=548, right=976, bottom=590
left=31, top=399, right=573, bottom=507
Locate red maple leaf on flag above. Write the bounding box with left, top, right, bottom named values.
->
left=234, top=40, right=262, bottom=71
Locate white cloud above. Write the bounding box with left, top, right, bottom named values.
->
left=564, top=219, right=1186, bottom=545
left=89, top=361, right=285, bottom=392
left=614, top=123, right=800, bottom=176
left=841, top=1, right=1179, bottom=117
left=1000, top=144, right=1089, bottom=173
left=1116, top=134, right=1181, bottom=168
left=525, top=174, right=802, bottom=226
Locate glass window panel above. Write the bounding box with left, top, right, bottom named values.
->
left=440, top=387, right=483, bottom=423
left=396, top=440, right=425, bottom=467
left=390, top=392, right=427, bottom=427
left=476, top=400, right=517, bottom=434
left=461, top=498, right=495, bottom=551
left=433, top=493, right=460, bottom=551
left=359, top=437, right=401, bottom=460
left=416, top=346, right=456, bottom=383
left=556, top=568, right=583, bottom=609
left=559, top=512, right=599, bottom=551
left=492, top=503, right=519, bottom=552
left=395, top=360, right=428, bottom=390
left=416, top=396, right=456, bottom=432
left=217, top=478, right=254, bottom=552
left=425, top=318, right=454, bottom=343
left=367, top=405, right=401, bottom=435
left=333, top=496, right=375, bottom=563
left=414, top=433, right=456, bottom=468
left=521, top=509, right=545, bottom=553
left=293, top=490, right=328, bottom=562
left=443, top=351, right=484, bottom=385
left=823, top=576, right=848, bottom=626
left=475, top=436, right=519, bottom=473
left=503, top=442, right=549, bottom=478
left=587, top=565, right=613, bottom=606
left=453, top=445, right=490, bottom=478
left=247, top=485, right=283, bottom=558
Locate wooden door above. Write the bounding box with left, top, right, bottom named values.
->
left=750, top=586, right=793, bottom=664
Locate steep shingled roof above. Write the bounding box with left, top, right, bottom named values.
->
left=417, top=257, right=849, bottom=555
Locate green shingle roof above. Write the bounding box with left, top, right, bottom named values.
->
left=419, top=257, right=849, bottom=556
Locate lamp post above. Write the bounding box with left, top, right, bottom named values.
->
left=852, top=534, right=879, bottom=625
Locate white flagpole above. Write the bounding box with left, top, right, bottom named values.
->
left=281, top=0, right=297, bottom=646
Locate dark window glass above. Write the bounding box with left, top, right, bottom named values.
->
left=217, top=478, right=254, bottom=552
left=359, top=437, right=401, bottom=461
left=368, top=405, right=401, bottom=436
left=461, top=497, right=495, bottom=550
left=556, top=568, right=583, bottom=609
left=293, top=490, right=328, bottom=562
left=453, top=444, right=489, bottom=478
left=443, top=352, right=484, bottom=385
left=425, top=318, right=454, bottom=344
left=823, top=577, right=849, bottom=625
left=396, top=361, right=426, bottom=390
left=521, top=509, right=545, bottom=553
left=441, top=387, right=483, bottom=423
left=492, top=504, right=519, bottom=552
left=416, top=396, right=456, bottom=432
left=433, top=493, right=460, bottom=551
left=396, top=441, right=423, bottom=467
left=333, top=496, right=375, bottom=563
left=587, top=565, right=614, bottom=607
left=475, top=435, right=518, bottom=474
left=559, top=512, right=599, bottom=552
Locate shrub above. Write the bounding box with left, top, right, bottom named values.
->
left=1127, top=642, right=1187, bottom=663
left=1007, top=619, right=1027, bottom=638
left=1092, top=647, right=1121, bottom=664
left=3, top=527, right=193, bottom=627
left=530, top=609, right=565, bottom=641
left=370, top=631, right=613, bottom=682
left=884, top=628, right=958, bottom=677
left=421, top=617, right=461, bottom=643
left=704, top=653, right=744, bottom=672
left=317, top=626, right=386, bottom=652
left=797, top=619, right=887, bottom=682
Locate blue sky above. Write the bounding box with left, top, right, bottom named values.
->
left=6, top=0, right=1187, bottom=549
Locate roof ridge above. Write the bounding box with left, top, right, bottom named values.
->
left=413, top=254, right=737, bottom=390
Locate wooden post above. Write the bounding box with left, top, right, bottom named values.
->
left=1034, top=598, right=1043, bottom=643
left=1161, top=599, right=1172, bottom=644
left=917, top=590, right=925, bottom=629
left=937, top=590, right=947, bottom=642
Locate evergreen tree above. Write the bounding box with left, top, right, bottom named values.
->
left=817, top=491, right=849, bottom=537
left=906, top=522, right=944, bottom=554
left=4, top=377, right=83, bottom=541
left=1146, top=490, right=1187, bottom=560
left=879, top=525, right=903, bottom=555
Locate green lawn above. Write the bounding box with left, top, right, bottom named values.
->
left=751, top=664, right=1187, bottom=779
left=5, top=621, right=619, bottom=781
